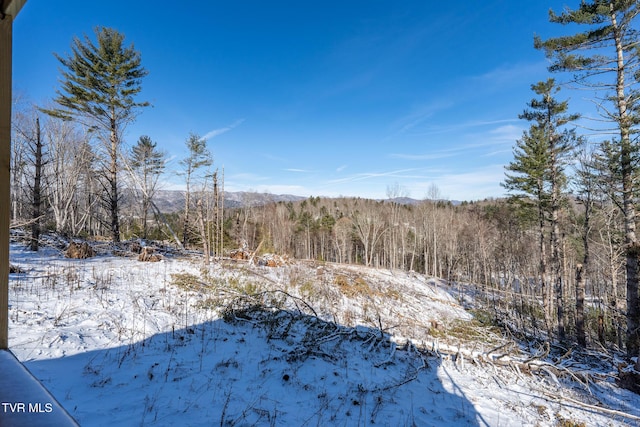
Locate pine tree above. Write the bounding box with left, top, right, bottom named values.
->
left=503, top=79, right=580, bottom=339
left=523, top=79, right=581, bottom=341
left=130, top=135, right=165, bottom=239
left=535, top=1, right=640, bottom=357
left=43, top=27, right=149, bottom=243
left=503, top=125, right=553, bottom=331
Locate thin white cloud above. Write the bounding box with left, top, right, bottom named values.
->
left=390, top=152, right=457, bottom=161
left=392, top=100, right=456, bottom=134
left=203, top=118, right=245, bottom=140
left=328, top=168, right=427, bottom=184
left=228, top=172, right=270, bottom=182
left=226, top=183, right=309, bottom=195
left=489, top=124, right=524, bottom=142
left=482, top=149, right=513, bottom=157
left=391, top=122, right=523, bottom=161
left=472, top=61, right=547, bottom=86
left=407, top=118, right=521, bottom=138
left=284, top=168, right=309, bottom=173
left=336, top=165, right=347, bottom=173
left=411, top=164, right=507, bottom=201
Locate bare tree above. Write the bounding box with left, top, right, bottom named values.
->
left=180, top=132, right=212, bottom=248
left=573, top=149, right=598, bottom=347
left=130, top=135, right=166, bottom=239
left=352, top=203, right=386, bottom=267
left=43, top=117, right=90, bottom=235
left=333, top=216, right=353, bottom=264
left=12, top=105, right=46, bottom=249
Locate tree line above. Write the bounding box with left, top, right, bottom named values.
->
left=223, top=189, right=625, bottom=350
left=9, top=2, right=640, bottom=362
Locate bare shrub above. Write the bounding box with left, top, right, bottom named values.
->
left=130, top=241, right=142, bottom=254
left=170, top=272, right=203, bottom=292
left=9, top=264, right=25, bottom=273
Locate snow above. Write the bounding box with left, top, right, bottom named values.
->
left=6, top=241, right=640, bottom=426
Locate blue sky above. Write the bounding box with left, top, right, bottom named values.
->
left=13, top=1, right=577, bottom=201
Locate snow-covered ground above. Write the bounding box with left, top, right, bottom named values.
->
left=7, top=241, right=640, bottom=426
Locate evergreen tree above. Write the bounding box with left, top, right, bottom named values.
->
left=535, top=1, right=640, bottom=357
left=130, top=135, right=165, bottom=239
left=503, top=125, right=552, bottom=331
left=43, top=27, right=149, bottom=243
left=524, top=79, right=581, bottom=341
left=503, top=79, right=580, bottom=339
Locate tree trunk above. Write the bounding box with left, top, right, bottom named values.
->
left=30, top=117, right=42, bottom=251
left=141, top=196, right=149, bottom=239
left=627, top=245, right=640, bottom=357
left=609, top=5, right=640, bottom=358
left=109, top=122, right=120, bottom=243
left=197, top=198, right=209, bottom=266
left=141, top=165, right=149, bottom=240
left=576, top=183, right=592, bottom=348
left=576, top=263, right=586, bottom=347
left=538, top=199, right=551, bottom=334
left=550, top=161, right=565, bottom=341
left=183, top=177, right=191, bottom=248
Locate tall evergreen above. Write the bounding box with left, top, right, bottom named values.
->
left=525, top=79, right=581, bottom=341
left=504, top=124, right=553, bottom=331
left=535, top=1, right=640, bottom=357
left=43, top=27, right=149, bottom=243
left=503, top=79, right=579, bottom=339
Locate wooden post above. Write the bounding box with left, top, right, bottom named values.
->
left=0, top=7, right=13, bottom=350
left=1, top=0, right=27, bottom=349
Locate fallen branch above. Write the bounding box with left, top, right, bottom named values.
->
left=523, top=341, right=550, bottom=364
left=486, top=341, right=513, bottom=357
left=374, top=342, right=397, bottom=368
left=540, top=390, right=640, bottom=423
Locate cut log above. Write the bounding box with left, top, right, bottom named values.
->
left=138, top=246, right=162, bottom=262
left=65, top=242, right=95, bottom=259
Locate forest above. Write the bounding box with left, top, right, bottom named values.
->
left=9, top=2, right=640, bottom=369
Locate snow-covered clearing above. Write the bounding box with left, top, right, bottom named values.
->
left=7, top=241, right=640, bottom=426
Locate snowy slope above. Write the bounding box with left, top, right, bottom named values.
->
left=7, top=242, right=640, bottom=426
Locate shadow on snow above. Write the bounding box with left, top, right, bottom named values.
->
left=26, top=307, right=483, bottom=426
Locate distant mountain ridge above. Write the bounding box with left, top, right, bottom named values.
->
left=150, top=190, right=306, bottom=213
left=147, top=190, right=457, bottom=213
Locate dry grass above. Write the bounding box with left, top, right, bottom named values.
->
left=170, top=272, right=203, bottom=292
left=334, top=274, right=371, bottom=298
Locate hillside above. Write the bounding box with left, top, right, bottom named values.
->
left=7, top=240, right=640, bottom=426
left=141, top=190, right=443, bottom=214
left=149, top=190, right=308, bottom=213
